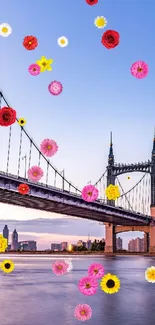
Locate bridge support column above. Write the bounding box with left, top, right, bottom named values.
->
left=104, top=223, right=116, bottom=253
left=149, top=207, right=155, bottom=253
left=144, top=233, right=149, bottom=253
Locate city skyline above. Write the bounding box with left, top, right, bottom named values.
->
left=0, top=0, right=154, bottom=247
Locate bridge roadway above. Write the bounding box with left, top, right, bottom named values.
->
left=0, top=172, right=152, bottom=226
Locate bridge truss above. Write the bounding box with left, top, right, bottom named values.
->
left=0, top=92, right=151, bottom=216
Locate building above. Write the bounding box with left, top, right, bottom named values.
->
left=116, top=237, right=123, bottom=250
left=51, top=243, right=61, bottom=251
left=86, top=240, right=92, bottom=250
left=18, top=241, right=37, bottom=251
left=61, top=242, right=68, bottom=251
left=128, top=237, right=144, bottom=252
left=11, top=229, right=18, bottom=250
left=3, top=225, right=9, bottom=248
left=77, top=240, right=83, bottom=247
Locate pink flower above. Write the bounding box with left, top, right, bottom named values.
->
left=74, top=304, right=92, bottom=321
left=28, top=63, right=40, bottom=76
left=88, top=263, right=104, bottom=279
left=78, top=276, right=98, bottom=296
left=48, top=80, right=63, bottom=95
left=52, top=260, right=68, bottom=275
left=81, top=185, right=98, bottom=202
left=40, top=138, right=58, bottom=157
left=130, top=61, right=148, bottom=79
left=27, top=166, right=43, bottom=182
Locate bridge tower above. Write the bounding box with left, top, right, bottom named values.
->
left=104, top=132, right=117, bottom=253
left=149, top=133, right=155, bottom=253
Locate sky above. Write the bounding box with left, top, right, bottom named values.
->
left=0, top=0, right=154, bottom=249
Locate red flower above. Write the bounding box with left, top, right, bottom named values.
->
left=101, top=30, right=120, bottom=49
left=85, top=0, right=98, bottom=5
left=23, top=35, right=38, bottom=50
left=0, top=106, right=16, bottom=126
left=18, top=183, right=30, bottom=195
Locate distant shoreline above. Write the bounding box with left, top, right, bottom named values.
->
left=1, top=251, right=155, bottom=256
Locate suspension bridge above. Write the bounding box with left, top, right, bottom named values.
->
left=0, top=91, right=155, bottom=253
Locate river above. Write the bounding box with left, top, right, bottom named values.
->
left=0, top=255, right=155, bottom=325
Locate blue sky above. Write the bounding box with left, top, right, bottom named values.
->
left=0, top=0, right=154, bottom=249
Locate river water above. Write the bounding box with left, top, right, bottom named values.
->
left=0, top=255, right=155, bottom=325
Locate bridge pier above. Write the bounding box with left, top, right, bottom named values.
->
left=149, top=207, right=155, bottom=253
left=104, top=223, right=116, bottom=253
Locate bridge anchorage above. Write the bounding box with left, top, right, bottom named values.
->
left=0, top=92, right=155, bottom=254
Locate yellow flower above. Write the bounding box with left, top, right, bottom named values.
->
left=36, top=56, right=53, bottom=72
left=145, top=266, right=155, bottom=283
left=1, top=259, right=14, bottom=273
left=18, top=118, right=26, bottom=127
left=94, top=16, right=107, bottom=29
left=0, top=235, right=7, bottom=252
left=105, top=184, right=120, bottom=200
left=100, top=273, right=120, bottom=294
left=0, top=23, right=12, bottom=37
left=57, top=36, right=68, bottom=48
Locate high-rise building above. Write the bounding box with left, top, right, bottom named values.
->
left=61, top=242, right=68, bottom=251
left=128, top=237, right=144, bottom=252
left=18, top=241, right=37, bottom=251
left=116, top=237, right=123, bottom=250
left=51, top=243, right=61, bottom=251
left=86, top=240, right=92, bottom=250
left=3, top=225, right=9, bottom=247
left=11, top=229, right=18, bottom=251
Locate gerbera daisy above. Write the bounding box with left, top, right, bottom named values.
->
left=57, top=36, right=68, bottom=48
left=0, top=106, right=16, bottom=127
left=64, top=260, right=73, bottom=272
left=81, top=185, right=98, bottom=202
left=27, top=166, right=43, bottom=182
left=0, top=235, right=7, bottom=253
left=0, top=23, right=12, bottom=37
left=78, top=276, right=98, bottom=296
left=94, top=16, right=107, bottom=29
left=88, top=263, right=104, bottom=279
left=130, top=61, right=148, bottom=79
left=40, top=139, right=58, bottom=157
left=48, top=81, right=63, bottom=96
left=52, top=260, right=68, bottom=275
left=1, top=260, right=14, bottom=273
left=100, top=273, right=120, bottom=294
left=23, top=35, right=38, bottom=50
left=18, top=118, right=26, bottom=127
left=18, top=183, right=30, bottom=195
left=145, top=266, right=155, bottom=283
left=74, top=304, right=92, bottom=321
left=36, top=56, right=53, bottom=72
left=28, top=63, right=40, bottom=76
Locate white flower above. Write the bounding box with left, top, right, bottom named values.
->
left=57, top=36, right=68, bottom=48
left=94, top=16, right=107, bottom=29
left=65, top=260, right=73, bottom=272
left=0, top=23, right=12, bottom=37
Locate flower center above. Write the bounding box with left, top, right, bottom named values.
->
left=57, top=265, right=62, bottom=269
left=137, top=67, right=143, bottom=72
left=80, top=311, right=86, bottom=315
left=2, top=112, right=10, bottom=121
left=33, top=172, right=38, bottom=176
left=97, top=18, right=105, bottom=27
left=107, top=35, right=114, bottom=43
left=4, top=263, right=11, bottom=269
left=106, top=279, right=115, bottom=288
left=20, top=120, right=24, bottom=124
left=85, top=283, right=91, bottom=288
left=29, top=41, right=32, bottom=44
left=2, top=27, right=8, bottom=33
left=33, top=68, right=36, bottom=71
left=60, top=39, right=65, bottom=44
left=87, top=191, right=92, bottom=196
left=47, top=145, right=52, bottom=150
left=42, top=62, right=47, bottom=67
left=94, top=269, right=98, bottom=274
left=22, top=187, right=26, bottom=191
